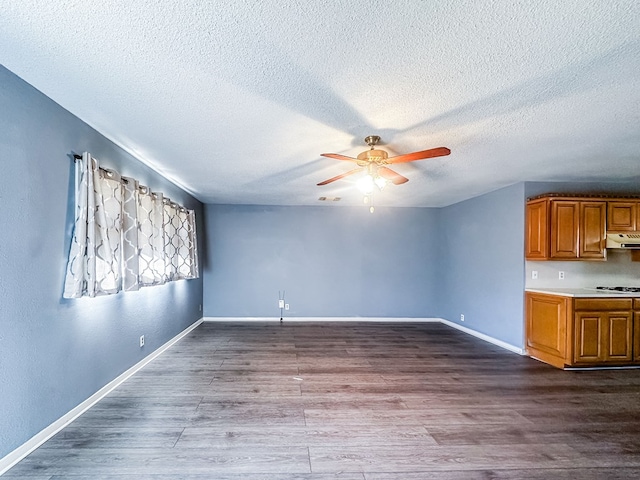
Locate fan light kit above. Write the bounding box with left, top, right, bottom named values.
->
left=317, top=136, right=451, bottom=212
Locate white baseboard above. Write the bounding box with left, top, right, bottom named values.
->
left=203, top=316, right=525, bottom=355
left=0, top=318, right=204, bottom=477
left=203, top=316, right=441, bottom=323
left=438, top=318, right=525, bottom=355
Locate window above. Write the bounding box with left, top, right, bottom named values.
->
left=63, top=152, right=198, bottom=298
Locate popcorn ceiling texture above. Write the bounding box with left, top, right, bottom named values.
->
left=1, top=0, right=639, bottom=207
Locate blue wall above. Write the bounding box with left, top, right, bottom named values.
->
left=437, top=183, right=527, bottom=348
left=203, top=186, right=529, bottom=351
left=204, top=204, right=441, bottom=317
left=0, top=66, right=204, bottom=458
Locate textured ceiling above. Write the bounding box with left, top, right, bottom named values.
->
left=1, top=1, right=639, bottom=207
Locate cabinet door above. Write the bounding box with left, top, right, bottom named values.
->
left=607, top=313, right=633, bottom=361
left=574, top=311, right=632, bottom=364
left=579, top=202, right=606, bottom=259
left=525, top=199, right=549, bottom=259
left=526, top=293, right=568, bottom=365
left=574, top=312, right=604, bottom=363
left=607, top=202, right=637, bottom=231
left=550, top=201, right=579, bottom=259
left=634, top=312, right=640, bottom=363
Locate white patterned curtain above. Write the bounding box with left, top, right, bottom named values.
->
left=121, top=176, right=140, bottom=291
left=63, top=152, right=199, bottom=298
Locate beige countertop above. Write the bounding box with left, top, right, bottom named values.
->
left=525, top=287, right=640, bottom=298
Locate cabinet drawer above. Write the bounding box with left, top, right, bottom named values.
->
left=634, top=298, right=640, bottom=310
left=574, top=298, right=632, bottom=311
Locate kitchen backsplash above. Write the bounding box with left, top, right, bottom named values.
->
left=525, top=250, right=640, bottom=288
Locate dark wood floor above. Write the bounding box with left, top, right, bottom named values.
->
left=5, top=321, right=640, bottom=479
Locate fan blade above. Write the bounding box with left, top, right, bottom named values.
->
left=378, top=166, right=409, bottom=185
left=317, top=168, right=362, bottom=186
left=321, top=153, right=359, bottom=162
left=387, top=147, right=451, bottom=164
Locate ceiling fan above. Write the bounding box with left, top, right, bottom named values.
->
left=317, top=135, right=451, bottom=188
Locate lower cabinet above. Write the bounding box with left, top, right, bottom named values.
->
left=526, top=293, right=568, bottom=368
left=635, top=306, right=640, bottom=363
left=572, top=298, right=634, bottom=364
left=526, top=292, right=638, bottom=368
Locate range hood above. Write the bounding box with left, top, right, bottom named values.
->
left=606, top=233, right=640, bottom=249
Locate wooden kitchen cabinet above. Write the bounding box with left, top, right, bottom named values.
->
left=526, top=292, right=569, bottom=368
left=607, top=201, right=637, bottom=231
left=526, top=197, right=605, bottom=260
left=580, top=202, right=607, bottom=259
left=635, top=312, right=640, bottom=363
left=525, top=198, right=549, bottom=259
left=550, top=200, right=579, bottom=258
left=635, top=299, right=640, bottom=363
left=526, top=293, right=637, bottom=368
left=573, top=298, right=633, bottom=364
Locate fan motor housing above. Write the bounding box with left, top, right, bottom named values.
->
left=357, top=148, right=389, bottom=165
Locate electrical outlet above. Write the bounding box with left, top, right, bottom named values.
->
left=460, top=314, right=465, bottom=322
left=559, top=271, right=565, bottom=280
left=531, top=270, right=538, bottom=279
left=278, top=299, right=285, bottom=309
left=199, top=304, right=202, bottom=311
left=285, top=304, right=290, bottom=311
left=139, top=335, right=145, bottom=347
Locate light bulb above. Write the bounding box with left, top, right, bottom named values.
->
left=363, top=195, right=370, bottom=204
left=374, top=176, right=387, bottom=190
left=369, top=206, right=375, bottom=213
left=356, top=174, right=374, bottom=194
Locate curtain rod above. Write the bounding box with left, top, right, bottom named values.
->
left=72, top=154, right=131, bottom=184
left=71, top=154, right=182, bottom=208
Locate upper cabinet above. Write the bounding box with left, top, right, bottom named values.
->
left=525, top=198, right=549, bottom=259
left=526, top=197, right=606, bottom=261
left=580, top=202, right=608, bottom=259
left=550, top=200, right=580, bottom=259
left=607, top=201, right=638, bottom=231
